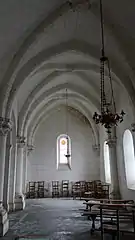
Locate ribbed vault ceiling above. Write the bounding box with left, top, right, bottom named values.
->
left=0, top=0, right=135, bottom=141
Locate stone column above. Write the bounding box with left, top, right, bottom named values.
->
left=14, top=136, right=26, bottom=211
left=22, top=146, right=27, bottom=195
left=22, top=144, right=34, bottom=195
left=106, top=137, right=120, bottom=199
left=8, top=143, right=17, bottom=212
left=0, top=117, right=12, bottom=236
left=3, top=141, right=12, bottom=212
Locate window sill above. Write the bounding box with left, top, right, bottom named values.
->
left=57, top=163, right=71, bottom=171
left=127, top=183, right=135, bottom=190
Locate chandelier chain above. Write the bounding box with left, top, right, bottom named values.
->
left=92, top=0, right=125, bottom=134
left=107, top=59, right=116, bottom=113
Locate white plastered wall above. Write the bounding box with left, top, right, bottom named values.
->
left=27, top=106, right=100, bottom=186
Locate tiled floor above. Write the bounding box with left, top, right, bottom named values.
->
left=2, top=199, right=101, bottom=239
left=1, top=199, right=135, bottom=239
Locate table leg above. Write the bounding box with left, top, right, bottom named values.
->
left=132, top=210, right=135, bottom=233
left=100, top=207, right=104, bottom=240
left=116, top=209, right=120, bottom=240
left=86, top=201, right=88, bottom=210
left=90, top=214, right=97, bottom=235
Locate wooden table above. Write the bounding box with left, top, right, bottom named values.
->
left=83, top=198, right=134, bottom=210
left=83, top=198, right=134, bottom=203
left=83, top=202, right=135, bottom=239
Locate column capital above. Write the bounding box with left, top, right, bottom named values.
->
left=0, top=117, right=12, bottom=136
left=131, top=123, right=135, bottom=132
left=17, top=135, right=26, bottom=148
left=106, top=137, right=117, bottom=148
left=27, top=144, right=35, bottom=155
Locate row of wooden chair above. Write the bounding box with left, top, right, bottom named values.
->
left=72, top=180, right=109, bottom=199
left=26, top=180, right=110, bottom=199
left=26, top=180, right=70, bottom=198
left=26, top=181, right=48, bottom=198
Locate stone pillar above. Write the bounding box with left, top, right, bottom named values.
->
left=0, top=117, right=12, bottom=236
left=22, top=146, right=27, bottom=195
left=3, top=141, right=12, bottom=212
left=22, top=144, right=34, bottom=195
left=14, top=136, right=26, bottom=211
left=106, top=137, right=121, bottom=199
left=8, top=143, right=17, bottom=212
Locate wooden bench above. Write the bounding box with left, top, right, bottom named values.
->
left=83, top=198, right=134, bottom=210
left=82, top=202, right=135, bottom=238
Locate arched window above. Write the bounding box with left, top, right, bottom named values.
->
left=57, top=134, right=71, bottom=169
left=123, top=129, right=135, bottom=190
left=104, top=141, right=111, bottom=184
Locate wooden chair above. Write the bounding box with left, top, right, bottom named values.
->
left=37, top=181, right=44, bottom=198
left=61, top=180, right=69, bottom=197
left=28, top=182, right=36, bottom=198
left=72, top=181, right=81, bottom=199
left=52, top=181, right=59, bottom=198
left=100, top=204, right=135, bottom=240
left=102, top=184, right=109, bottom=198
left=80, top=181, right=87, bottom=199
left=86, top=181, right=94, bottom=192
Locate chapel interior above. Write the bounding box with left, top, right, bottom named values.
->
left=0, top=0, right=135, bottom=239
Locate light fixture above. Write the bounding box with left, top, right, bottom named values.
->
left=93, top=0, right=125, bottom=134
left=64, top=88, right=71, bottom=159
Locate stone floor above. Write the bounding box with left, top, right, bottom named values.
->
left=1, top=199, right=135, bottom=239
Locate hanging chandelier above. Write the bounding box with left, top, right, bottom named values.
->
left=93, top=0, right=125, bottom=134
left=64, top=88, right=71, bottom=158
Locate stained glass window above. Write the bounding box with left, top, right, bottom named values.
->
left=57, top=135, right=71, bottom=168
left=60, top=137, right=68, bottom=164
